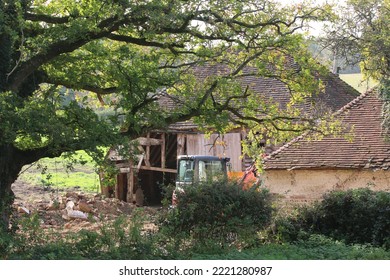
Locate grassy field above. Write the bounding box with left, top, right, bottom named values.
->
left=339, top=73, right=378, bottom=93
left=18, top=150, right=100, bottom=193
left=192, top=239, right=390, bottom=260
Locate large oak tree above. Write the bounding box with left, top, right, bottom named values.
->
left=0, top=0, right=331, bottom=230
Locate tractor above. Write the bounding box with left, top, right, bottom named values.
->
left=172, top=155, right=259, bottom=206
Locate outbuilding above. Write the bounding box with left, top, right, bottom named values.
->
left=263, top=89, right=390, bottom=204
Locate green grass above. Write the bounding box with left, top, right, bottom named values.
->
left=18, top=150, right=100, bottom=193
left=192, top=236, right=390, bottom=260
left=340, top=73, right=378, bottom=93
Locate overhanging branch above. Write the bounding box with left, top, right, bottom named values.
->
left=107, top=33, right=184, bottom=49
left=25, top=12, right=70, bottom=24
left=8, top=16, right=122, bottom=93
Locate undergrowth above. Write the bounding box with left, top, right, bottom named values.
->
left=272, top=188, right=390, bottom=249
left=159, top=180, right=273, bottom=249
left=1, top=187, right=389, bottom=260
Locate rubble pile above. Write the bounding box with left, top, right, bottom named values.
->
left=13, top=191, right=138, bottom=232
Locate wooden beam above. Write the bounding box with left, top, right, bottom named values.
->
left=117, top=173, right=125, bottom=201
left=145, top=133, right=151, bottom=166
left=161, top=133, right=166, bottom=169
left=177, top=133, right=185, bottom=155
left=137, top=154, right=144, bottom=170
left=116, top=160, right=177, bottom=173
left=127, top=160, right=135, bottom=203
left=133, top=165, right=177, bottom=173
left=114, top=174, right=120, bottom=199
left=99, top=171, right=110, bottom=197
left=115, top=162, right=130, bottom=168
left=136, top=137, right=162, bottom=146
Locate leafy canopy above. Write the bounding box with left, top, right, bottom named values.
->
left=0, top=0, right=333, bottom=166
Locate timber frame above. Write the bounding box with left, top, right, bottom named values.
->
left=100, top=129, right=247, bottom=205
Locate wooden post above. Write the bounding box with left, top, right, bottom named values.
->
left=161, top=133, right=166, bottom=169
left=99, top=171, right=110, bottom=197
left=114, top=174, right=120, bottom=200
left=126, top=161, right=135, bottom=203
left=145, top=133, right=151, bottom=166
left=118, top=174, right=124, bottom=200
left=177, top=133, right=185, bottom=156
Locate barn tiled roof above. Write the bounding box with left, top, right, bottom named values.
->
left=157, top=92, right=199, bottom=130
left=263, top=89, right=390, bottom=170
left=159, top=62, right=359, bottom=131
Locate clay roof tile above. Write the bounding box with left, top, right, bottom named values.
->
left=264, top=88, right=390, bottom=170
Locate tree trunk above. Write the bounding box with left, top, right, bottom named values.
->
left=0, top=145, right=25, bottom=232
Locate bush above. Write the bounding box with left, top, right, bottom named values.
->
left=0, top=230, right=15, bottom=259
left=160, top=183, right=176, bottom=207
left=274, top=188, right=390, bottom=248
left=160, top=180, right=273, bottom=246
left=6, top=210, right=176, bottom=260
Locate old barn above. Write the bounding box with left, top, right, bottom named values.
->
left=101, top=63, right=359, bottom=205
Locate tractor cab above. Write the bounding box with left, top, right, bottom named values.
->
left=176, top=155, right=230, bottom=188
left=172, top=155, right=230, bottom=206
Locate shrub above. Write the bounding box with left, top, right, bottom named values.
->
left=0, top=230, right=15, bottom=259
left=160, top=183, right=176, bottom=207
left=160, top=180, right=273, bottom=247
left=6, top=210, right=176, bottom=260
left=274, top=188, right=390, bottom=248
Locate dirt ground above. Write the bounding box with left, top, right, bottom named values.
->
left=11, top=179, right=160, bottom=234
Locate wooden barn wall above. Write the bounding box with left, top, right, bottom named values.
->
left=136, top=133, right=178, bottom=205
left=105, top=131, right=246, bottom=204
left=186, top=133, right=242, bottom=171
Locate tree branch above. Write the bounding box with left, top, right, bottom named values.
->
left=106, top=33, right=184, bottom=49
left=16, top=145, right=61, bottom=166
left=24, top=12, right=71, bottom=24
left=8, top=16, right=122, bottom=93
left=130, top=96, right=160, bottom=115
left=120, top=79, right=220, bottom=137
left=44, top=77, right=118, bottom=95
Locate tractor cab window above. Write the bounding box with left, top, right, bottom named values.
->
left=198, top=160, right=224, bottom=182
left=178, top=159, right=194, bottom=182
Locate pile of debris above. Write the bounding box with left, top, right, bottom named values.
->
left=13, top=191, right=139, bottom=232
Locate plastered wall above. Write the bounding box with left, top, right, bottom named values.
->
left=264, top=169, right=390, bottom=202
